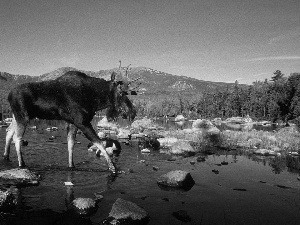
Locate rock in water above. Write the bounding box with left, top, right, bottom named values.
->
left=0, top=189, right=17, bottom=212
left=102, top=198, right=149, bottom=225
left=0, top=168, right=40, bottom=187
left=71, top=198, right=98, bottom=216
left=157, top=170, right=195, bottom=191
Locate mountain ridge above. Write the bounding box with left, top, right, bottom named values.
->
left=0, top=67, right=243, bottom=106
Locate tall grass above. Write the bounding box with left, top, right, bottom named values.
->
left=220, top=126, right=300, bottom=153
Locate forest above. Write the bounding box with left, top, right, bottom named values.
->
left=1, top=70, right=300, bottom=124
left=132, top=70, right=300, bottom=124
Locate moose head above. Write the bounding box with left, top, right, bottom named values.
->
left=106, top=71, right=137, bottom=122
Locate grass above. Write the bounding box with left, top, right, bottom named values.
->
left=157, top=125, right=300, bottom=154
left=220, top=126, right=300, bottom=153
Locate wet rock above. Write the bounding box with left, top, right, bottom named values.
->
left=157, top=170, right=195, bottom=191
left=131, top=133, right=146, bottom=139
left=212, top=169, right=219, bottom=174
left=253, top=149, right=280, bottom=156
left=0, top=189, right=17, bottom=212
left=190, top=161, right=195, bottom=165
left=0, top=168, right=40, bottom=187
left=233, top=188, right=247, bottom=191
left=221, top=161, right=229, bottom=165
left=172, top=210, right=191, bottom=222
left=141, top=148, right=150, bottom=153
left=102, top=198, right=149, bottom=225
left=71, top=197, right=98, bottom=216
left=152, top=166, right=159, bottom=171
left=275, top=185, right=292, bottom=189
left=169, top=141, right=196, bottom=156
left=117, top=128, right=131, bottom=139
left=157, top=137, right=179, bottom=148
left=196, top=156, right=206, bottom=162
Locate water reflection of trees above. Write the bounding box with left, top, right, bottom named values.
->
left=230, top=149, right=300, bottom=175
left=268, top=157, right=287, bottom=174
left=250, top=154, right=300, bottom=174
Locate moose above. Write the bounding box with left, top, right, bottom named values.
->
left=3, top=70, right=136, bottom=173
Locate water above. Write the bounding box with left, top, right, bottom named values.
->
left=1, top=120, right=300, bottom=224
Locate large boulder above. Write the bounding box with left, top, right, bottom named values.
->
left=0, top=189, right=17, bottom=212
left=157, top=170, right=195, bottom=191
left=0, top=168, right=40, bottom=187
left=167, top=141, right=196, bottom=156
left=157, top=137, right=179, bottom=148
left=102, top=198, right=149, bottom=225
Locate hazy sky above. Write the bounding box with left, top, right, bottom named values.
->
left=1, top=0, right=299, bottom=84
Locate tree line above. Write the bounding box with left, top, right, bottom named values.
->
left=133, top=70, right=300, bottom=123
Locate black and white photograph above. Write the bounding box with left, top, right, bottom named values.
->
left=1, top=0, right=300, bottom=224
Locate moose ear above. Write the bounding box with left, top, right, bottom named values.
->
left=111, top=72, right=116, bottom=82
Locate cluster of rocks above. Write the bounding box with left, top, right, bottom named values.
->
left=94, top=116, right=222, bottom=157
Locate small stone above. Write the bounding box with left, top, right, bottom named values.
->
left=221, top=161, right=229, bottom=165
left=196, top=156, right=206, bottom=162
left=141, top=148, right=151, bottom=153
left=153, top=166, right=159, bottom=171
left=212, top=169, right=219, bottom=174
left=190, top=161, right=195, bottom=165
left=0, top=189, right=17, bottom=212
left=71, top=198, right=97, bottom=216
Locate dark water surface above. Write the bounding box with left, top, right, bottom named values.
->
left=1, top=120, right=300, bottom=225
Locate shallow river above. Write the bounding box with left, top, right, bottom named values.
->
left=1, top=120, right=300, bottom=225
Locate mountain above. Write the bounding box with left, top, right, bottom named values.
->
left=0, top=66, right=242, bottom=107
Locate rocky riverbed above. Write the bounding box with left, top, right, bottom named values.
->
left=1, top=118, right=300, bottom=224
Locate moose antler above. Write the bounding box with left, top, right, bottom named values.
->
left=118, top=60, right=131, bottom=79
left=117, top=60, right=142, bottom=93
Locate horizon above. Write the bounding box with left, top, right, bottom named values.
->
left=1, top=0, right=299, bottom=84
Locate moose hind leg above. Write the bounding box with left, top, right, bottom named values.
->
left=3, top=118, right=16, bottom=161
left=13, top=120, right=27, bottom=167
left=67, top=123, right=78, bottom=168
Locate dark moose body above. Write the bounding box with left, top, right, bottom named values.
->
left=3, top=71, right=136, bottom=173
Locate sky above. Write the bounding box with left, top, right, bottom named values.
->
left=1, top=0, right=299, bottom=84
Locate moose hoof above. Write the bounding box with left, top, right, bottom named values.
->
left=109, top=166, right=117, bottom=174
left=3, top=155, right=11, bottom=161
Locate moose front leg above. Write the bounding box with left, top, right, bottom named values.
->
left=66, top=123, right=78, bottom=168
left=75, top=122, right=116, bottom=173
